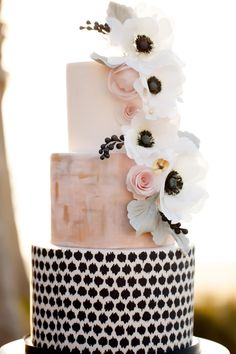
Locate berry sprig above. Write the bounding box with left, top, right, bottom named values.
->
left=99, top=135, right=124, bottom=160
left=80, top=20, right=110, bottom=34
left=159, top=212, right=188, bottom=235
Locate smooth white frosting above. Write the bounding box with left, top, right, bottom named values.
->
left=67, top=61, right=122, bottom=153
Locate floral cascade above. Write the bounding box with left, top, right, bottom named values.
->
left=80, top=2, right=208, bottom=254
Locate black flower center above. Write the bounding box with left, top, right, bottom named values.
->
left=135, top=35, right=154, bottom=54
left=147, top=76, right=162, bottom=95
left=165, top=170, right=183, bottom=195
left=137, top=130, right=155, bottom=148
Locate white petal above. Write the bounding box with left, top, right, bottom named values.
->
left=107, top=17, right=123, bottom=45
left=107, top=2, right=136, bottom=23
left=178, top=131, right=200, bottom=148
left=160, top=184, right=208, bottom=223
left=91, top=52, right=120, bottom=68
left=171, top=233, right=191, bottom=255
left=127, top=195, right=158, bottom=235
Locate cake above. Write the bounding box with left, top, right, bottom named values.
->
left=27, top=2, right=207, bottom=353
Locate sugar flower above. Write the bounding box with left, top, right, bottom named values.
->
left=106, top=16, right=173, bottom=75
left=107, top=64, right=139, bottom=101
left=126, top=165, right=159, bottom=200
left=157, top=138, right=208, bottom=223
left=134, top=50, right=185, bottom=119
left=122, top=112, right=179, bottom=165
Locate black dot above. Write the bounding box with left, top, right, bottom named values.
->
left=106, top=253, right=115, bottom=262
left=100, top=288, right=109, bottom=298
left=94, top=324, right=102, bottom=335
left=106, top=277, right=114, bottom=287
left=133, top=312, right=141, bottom=322
left=122, top=265, right=131, bottom=274
left=120, top=338, right=129, bottom=348
left=98, top=337, right=107, bottom=346
left=153, top=311, right=160, bottom=321
left=171, top=262, right=178, bottom=271
left=148, top=324, right=155, bottom=333
left=89, top=263, right=98, bottom=274
left=161, top=335, right=168, bottom=345
left=104, top=325, right=112, bottom=335
left=56, top=250, right=63, bottom=259
left=139, top=252, right=147, bottom=261
left=94, top=300, right=103, bottom=311
left=110, top=289, right=119, bottom=299
left=127, top=326, right=135, bottom=335
left=128, top=252, right=137, bottom=262
left=127, top=301, right=135, bottom=311
left=133, top=289, right=141, bottom=298
left=68, top=262, right=76, bottom=272
left=139, top=277, right=147, bottom=287
left=138, top=300, right=146, bottom=309
left=94, top=276, right=104, bottom=287
left=72, top=323, right=80, bottom=332
left=78, top=263, right=87, bottom=272
left=163, top=287, right=169, bottom=297
left=100, top=265, right=109, bottom=275
left=117, top=277, right=126, bottom=287
left=78, top=311, right=86, bottom=321
left=84, top=251, right=93, bottom=261
left=88, top=288, right=98, bottom=298
left=158, top=300, right=165, bottom=309
left=115, top=252, right=126, bottom=263
left=111, top=264, right=120, bottom=275
left=67, top=310, right=75, bottom=320
left=58, top=333, right=65, bottom=343
left=105, top=301, right=114, bottom=311
left=83, top=299, right=92, bottom=310
left=154, top=263, right=162, bottom=272
left=99, top=314, right=108, bottom=324
left=88, top=312, right=97, bottom=323
left=116, top=302, right=125, bottom=311
left=95, top=252, right=104, bottom=262
left=144, top=288, right=151, bottom=298
left=119, top=289, right=129, bottom=300
left=110, top=313, right=119, bottom=323
left=149, top=276, right=157, bottom=285
left=159, top=251, right=166, bottom=260
left=128, top=277, right=136, bottom=287
left=78, top=286, right=87, bottom=296
left=83, top=323, right=91, bottom=333
left=74, top=251, right=82, bottom=261
left=134, top=264, right=142, bottom=273
left=116, top=312, right=128, bottom=325
left=48, top=249, right=54, bottom=258
left=166, top=322, right=173, bottom=332
left=77, top=335, right=85, bottom=344
left=64, top=273, right=71, bottom=283
left=144, top=263, right=152, bottom=273
left=143, top=312, right=151, bottom=321
left=115, top=325, right=124, bottom=336
left=168, top=251, right=174, bottom=260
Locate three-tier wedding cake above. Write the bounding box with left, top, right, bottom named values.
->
left=27, top=2, right=208, bottom=353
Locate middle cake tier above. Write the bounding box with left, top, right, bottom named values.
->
left=51, top=153, right=160, bottom=248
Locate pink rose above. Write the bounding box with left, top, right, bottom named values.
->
left=123, top=103, right=139, bottom=122
left=108, top=65, right=139, bottom=101
left=127, top=165, right=157, bottom=200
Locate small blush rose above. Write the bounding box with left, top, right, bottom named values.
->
left=127, top=165, right=158, bottom=200
left=108, top=64, right=139, bottom=101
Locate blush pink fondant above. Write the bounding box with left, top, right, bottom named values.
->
left=67, top=61, right=123, bottom=153
left=51, top=153, right=159, bottom=248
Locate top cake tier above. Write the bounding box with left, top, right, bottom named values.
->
left=67, top=61, right=124, bottom=153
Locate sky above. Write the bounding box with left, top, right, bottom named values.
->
left=2, top=0, right=236, bottom=297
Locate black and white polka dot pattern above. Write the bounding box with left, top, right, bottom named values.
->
left=31, top=245, right=195, bottom=353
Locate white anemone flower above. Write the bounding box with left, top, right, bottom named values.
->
left=122, top=112, right=179, bottom=165
left=158, top=139, right=208, bottom=223
left=92, top=16, right=173, bottom=75
left=134, top=50, right=185, bottom=119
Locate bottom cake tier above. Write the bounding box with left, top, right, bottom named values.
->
left=31, top=244, right=195, bottom=353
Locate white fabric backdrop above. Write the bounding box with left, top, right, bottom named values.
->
left=2, top=0, right=236, bottom=297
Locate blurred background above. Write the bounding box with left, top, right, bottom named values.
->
left=0, top=0, right=235, bottom=352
